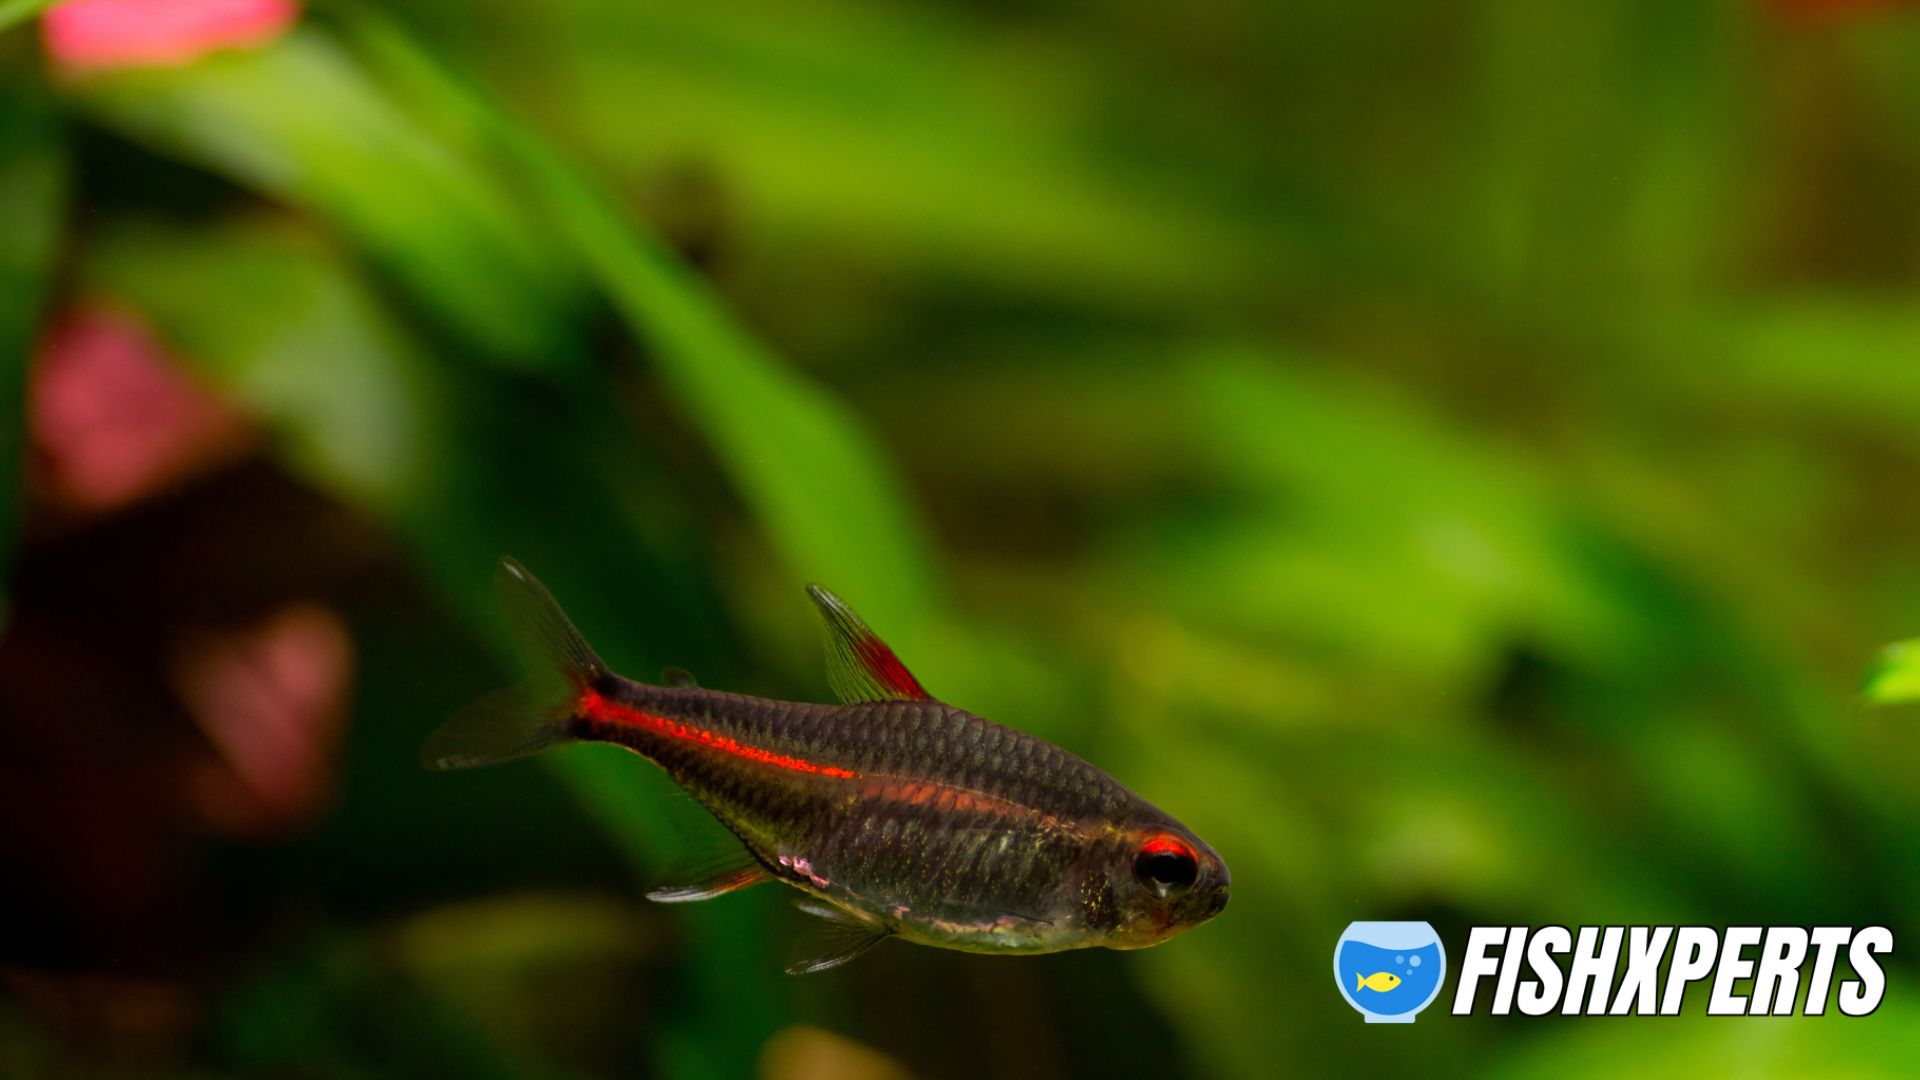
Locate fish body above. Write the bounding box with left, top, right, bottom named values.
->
left=425, top=560, right=1230, bottom=971
left=1356, top=971, right=1401, bottom=992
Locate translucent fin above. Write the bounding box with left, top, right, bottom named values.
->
left=420, top=557, right=608, bottom=770
left=639, top=785, right=780, bottom=903
left=805, top=584, right=929, bottom=703
left=644, top=848, right=771, bottom=903
left=787, top=900, right=892, bottom=975
left=493, top=556, right=606, bottom=688
left=661, top=666, right=699, bottom=688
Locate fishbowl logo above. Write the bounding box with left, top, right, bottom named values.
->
left=1335, top=921, right=1447, bottom=1023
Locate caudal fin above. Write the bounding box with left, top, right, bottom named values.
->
left=421, top=557, right=608, bottom=770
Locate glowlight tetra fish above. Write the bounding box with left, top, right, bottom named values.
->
left=424, top=559, right=1229, bottom=973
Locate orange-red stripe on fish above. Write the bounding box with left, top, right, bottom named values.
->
left=861, top=777, right=1080, bottom=834
left=577, top=687, right=860, bottom=779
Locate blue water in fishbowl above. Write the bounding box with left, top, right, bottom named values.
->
left=1334, top=922, right=1445, bottom=1023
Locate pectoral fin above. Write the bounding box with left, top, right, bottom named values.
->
left=641, top=803, right=768, bottom=903
left=644, top=848, right=771, bottom=903
left=787, top=899, right=892, bottom=974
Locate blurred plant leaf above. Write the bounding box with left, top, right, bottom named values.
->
left=1454, top=6, right=1738, bottom=309
left=531, top=0, right=1281, bottom=311
left=63, top=11, right=943, bottom=640
left=341, top=9, right=942, bottom=639
left=213, top=929, right=523, bottom=1080
left=1865, top=640, right=1920, bottom=706
left=0, top=0, right=53, bottom=34
left=77, top=214, right=703, bottom=858
left=0, top=57, right=64, bottom=621
left=1079, top=348, right=1637, bottom=690
left=61, top=27, right=591, bottom=372
left=79, top=218, right=446, bottom=514
left=1486, top=997, right=1920, bottom=1080
left=391, top=893, right=664, bottom=1071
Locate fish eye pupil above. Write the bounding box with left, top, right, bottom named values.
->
left=1134, top=837, right=1199, bottom=897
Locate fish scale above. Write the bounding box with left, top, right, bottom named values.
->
left=424, top=559, right=1228, bottom=971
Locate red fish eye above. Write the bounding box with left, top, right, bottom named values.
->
left=1134, top=835, right=1199, bottom=897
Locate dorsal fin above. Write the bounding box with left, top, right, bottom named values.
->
left=805, top=585, right=930, bottom=703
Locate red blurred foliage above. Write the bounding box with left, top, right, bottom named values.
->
left=0, top=457, right=372, bottom=970
left=2, top=971, right=200, bottom=1066
left=5, top=300, right=364, bottom=973
left=30, top=307, right=254, bottom=513
left=42, top=0, right=299, bottom=71
left=174, top=604, right=353, bottom=835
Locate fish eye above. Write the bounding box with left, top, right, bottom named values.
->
left=1133, top=835, right=1199, bottom=898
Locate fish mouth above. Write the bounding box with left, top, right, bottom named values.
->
left=1203, top=888, right=1229, bottom=919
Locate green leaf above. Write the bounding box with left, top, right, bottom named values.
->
left=342, top=11, right=942, bottom=637
left=0, top=0, right=54, bottom=35
left=61, top=28, right=591, bottom=372
left=68, top=13, right=944, bottom=640
left=523, top=2, right=1277, bottom=310
left=1865, top=640, right=1920, bottom=707
left=0, top=57, right=65, bottom=621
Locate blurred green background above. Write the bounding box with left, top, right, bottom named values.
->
left=5, top=0, right=1920, bottom=1076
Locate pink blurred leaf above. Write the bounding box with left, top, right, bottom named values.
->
left=174, top=603, right=353, bottom=834
left=30, top=306, right=254, bottom=511
left=43, top=0, right=298, bottom=71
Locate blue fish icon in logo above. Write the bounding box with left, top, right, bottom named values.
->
left=1335, top=922, right=1445, bottom=1023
